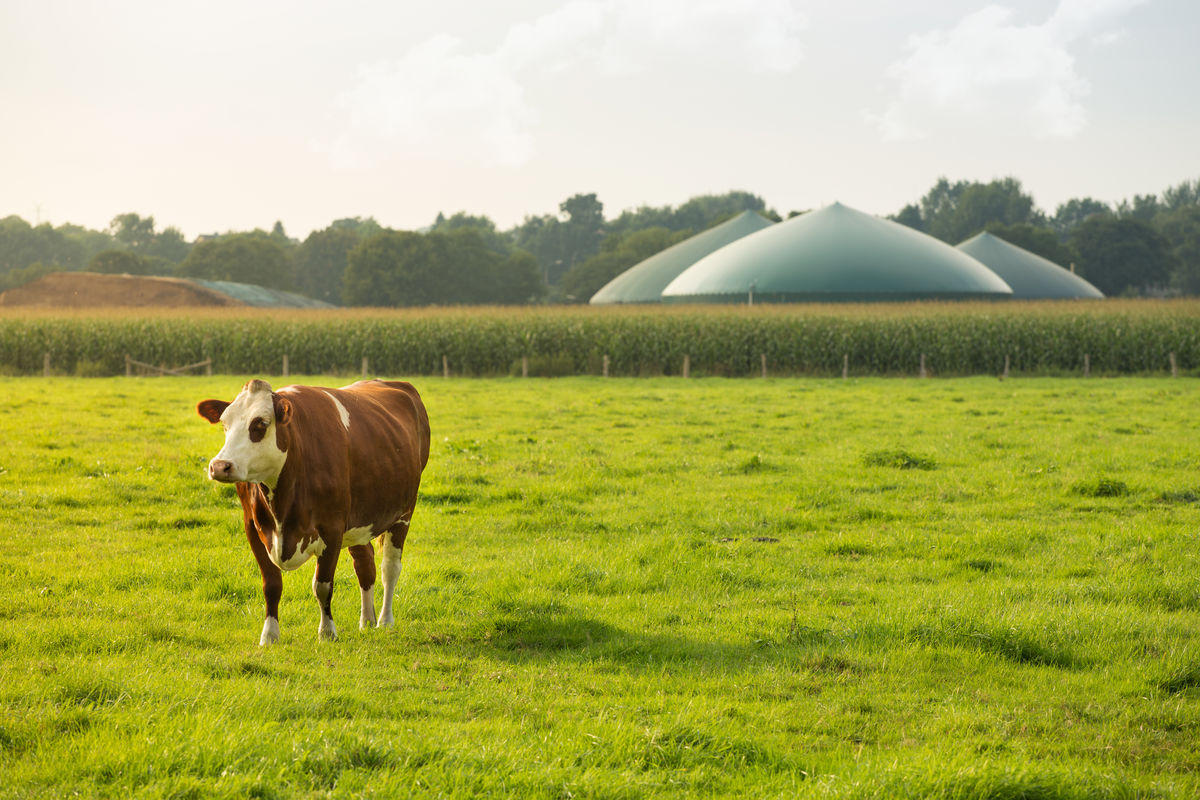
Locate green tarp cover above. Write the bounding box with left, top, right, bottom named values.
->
left=590, top=210, right=774, bottom=304
left=662, top=202, right=1013, bottom=303
left=192, top=279, right=335, bottom=308
left=956, top=232, right=1103, bottom=299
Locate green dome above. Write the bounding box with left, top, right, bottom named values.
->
left=956, top=232, right=1103, bottom=299
left=589, top=210, right=774, bottom=304
left=661, top=202, right=1013, bottom=303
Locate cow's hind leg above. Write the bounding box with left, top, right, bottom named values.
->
left=377, top=515, right=411, bottom=628
left=312, top=545, right=341, bottom=641
left=349, top=543, right=377, bottom=630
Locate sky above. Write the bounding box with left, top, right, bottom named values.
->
left=2, top=0, right=1198, bottom=241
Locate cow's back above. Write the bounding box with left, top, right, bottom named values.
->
left=279, top=380, right=430, bottom=534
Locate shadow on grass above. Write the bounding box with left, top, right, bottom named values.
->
left=469, top=601, right=866, bottom=675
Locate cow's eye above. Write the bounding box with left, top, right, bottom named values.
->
left=248, top=418, right=269, bottom=442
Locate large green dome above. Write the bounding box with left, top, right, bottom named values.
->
left=589, top=210, right=774, bottom=304
left=661, top=202, right=1013, bottom=303
left=956, top=232, right=1103, bottom=299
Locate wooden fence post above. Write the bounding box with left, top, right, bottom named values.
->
left=842, top=354, right=849, bottom=380
left=1170, top=352, right=1178, bottom=378
left=282, top=354, right=289, bottom=378
left=125, top=354, right=132, bottom=377
left=1084, top=354, right=1090, bottom=377
left=603, top=354, right=609, bottom=378
left=362, top=356, right=369, bottom=378
left=919, top=353, right=927, bottom=378
left=205, top=358, right=213, bottom=377
left=442, top=355, right=449, bottom=378
left=1003, top=354, right=1010, bottom=380
left=43, top=352, right=50, bottom=377
left=682, top=354, right=690, bottom=379
left=761, top=353, right=767, bottom=378
left=522, top=356, right=529, bottom=378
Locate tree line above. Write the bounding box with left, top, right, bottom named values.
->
left=1, top=181, right=1197, bottom=305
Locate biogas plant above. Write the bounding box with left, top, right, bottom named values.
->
left=590, top=203, right=1102, bottom=305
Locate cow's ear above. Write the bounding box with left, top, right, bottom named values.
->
left=273, top=394, right=293, bottom=427
left=197, top=399, right=228, bottom=424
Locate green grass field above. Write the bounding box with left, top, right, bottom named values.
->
left=2, top=375, right=1199, bottom=798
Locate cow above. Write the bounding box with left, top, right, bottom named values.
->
left=196, top=379, right=430, bottom=645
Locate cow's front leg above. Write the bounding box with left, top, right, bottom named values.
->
left=312, top=544, right=341, bottom=641
left=242, top=512, right=283, bottom=646
left=349, top=543, right=377, bottom=629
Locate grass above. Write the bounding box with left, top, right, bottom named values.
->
left=1, top=375, right=1199, bottom=797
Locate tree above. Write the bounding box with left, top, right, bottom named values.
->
left=1069, top=216, right=1172, bottom=296
left=342, top=228, right=544, bottom=307
left=0, top=216, right=91, bottom=273
left=556, top=193, right=605, bottom=282
left=88, top=249, right=168, bottom=276
left=107, top=213, right=190, bottom=263
left=922, top=177, right=1042, bottom=243
left=431, top=212, right=514, bottom=256
left=1162, top=179, right=1200, bottom=211
left=1155, top=205, right=1200, bottom=295
left=983, top=223, right=1075, bottom=269
left=891, top=204, right=924, bottom=231
left=109, top=213, right=156, bottom=252
left=178, top=233, right=294, bottom=290
left=605, top=191, right=772, bottom=236
left=510, top=193, right=606, bottom=290
left=1051, top=198, right=1112, bottom=240
left=1116, top=194, right=1161, bottom=223
left=294, top=226, right=362, bottom=304
left=559, top=227, right=689, bottom=303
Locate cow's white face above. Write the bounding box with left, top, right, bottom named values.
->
left=197, top=380, right=290, bottom=487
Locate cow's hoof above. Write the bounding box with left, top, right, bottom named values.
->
left=318, top=623, right=338, bottom=641
left=259, top=618, right=280, bottom=646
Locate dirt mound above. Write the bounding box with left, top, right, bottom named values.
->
left=0, top=272, right=243, bottom=308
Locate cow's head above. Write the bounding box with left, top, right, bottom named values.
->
left=197, top=380, right=292, bottom=487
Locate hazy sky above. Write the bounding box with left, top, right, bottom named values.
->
left=2, top=0, right=1197, bottom=240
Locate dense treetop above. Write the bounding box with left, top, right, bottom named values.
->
left=2, top=178, right=1197, bottom=305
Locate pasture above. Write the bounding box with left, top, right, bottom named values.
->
left=1, top=375, right=1199, bottom=798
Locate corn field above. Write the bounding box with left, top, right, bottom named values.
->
left=3, top=301, right=1200, bottom=378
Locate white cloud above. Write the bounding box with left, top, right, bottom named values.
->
left=599, top=0, right=805, bottom=75
left=328, top=35, right=536, bottom=169
left=327, top=0, right=805, bottom=169
left=873, top=0, right=1148, bottom=141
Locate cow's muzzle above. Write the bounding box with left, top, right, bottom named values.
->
left=208, top=459, right=236, bottom=482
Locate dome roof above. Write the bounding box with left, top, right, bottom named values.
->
left=956, top=232, right=1103, bottom=299
left=590, top=210, right=774, bottom=304
left=661, top=202, right=1012, bottom=303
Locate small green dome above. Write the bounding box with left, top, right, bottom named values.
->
left=956, top=232, right=1103, bottom=299
left=590, top=210, right=774, bottom=304
left=662, top=202, right=1013, bottom=303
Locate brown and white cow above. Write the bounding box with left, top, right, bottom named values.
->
left=197, top=379, right=430, bottom=645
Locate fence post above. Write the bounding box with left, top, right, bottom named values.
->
left=282, top=354, right=289, bottom=379
left=362, top=356, right=369, bottom=378
left=1170, top=352, right=1178, bottom=378
left=682, top=354, right=690, bottom=379
left=1084, top=354, right=1090, bottom=377
left=205, top=358, right=213, bottom=377
left=761, top=353, right=767, bottom=378
left=919, top=353, right=927, bottom=378
left=842, top=354, right=849, bottom=380
left=1003, top=354, right=1010, bottom=380
left=603, top=354, right=609, bottom=378
left=126, top=354, right=132, bottom=377
left=43, top=352, right=50, bottom=377
left=522, top=356, right=529, bottom=378
left=442, top=355, right=449, bottom=379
